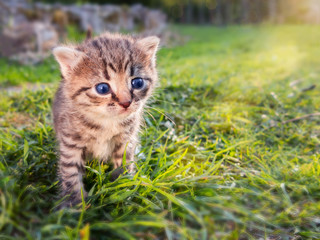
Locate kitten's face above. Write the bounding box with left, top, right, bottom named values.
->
left=53, top=33, right=159, bottom=119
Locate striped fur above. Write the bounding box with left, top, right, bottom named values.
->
left=52, top=33, right=159, bottom=207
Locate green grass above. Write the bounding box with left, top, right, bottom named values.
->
left=0, top=25, right=320, bottom=239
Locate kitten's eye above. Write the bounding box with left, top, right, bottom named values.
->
left=131, top=78, right=144, bottom=89
left=95, top=83, right=110, bottom=95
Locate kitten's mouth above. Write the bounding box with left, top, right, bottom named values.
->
left=119, top=108, right=132, bottom=115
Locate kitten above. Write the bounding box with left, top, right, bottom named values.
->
left=52, top=32, right=159, bottom=207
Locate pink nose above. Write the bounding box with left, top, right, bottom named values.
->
left=119, top=101, right=131, bottom=109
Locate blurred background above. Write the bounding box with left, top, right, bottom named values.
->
left=1, top=0, right=320, bottom=65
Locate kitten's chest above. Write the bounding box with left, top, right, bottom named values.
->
left=86, top=121, right=121, bottom=160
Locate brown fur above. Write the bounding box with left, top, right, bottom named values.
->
left=52, top=32, right=159, bottom=207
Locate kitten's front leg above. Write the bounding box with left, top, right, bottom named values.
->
left=58, top=141, right=86, bottom=207
left=111, top=138, right=136, bottom=179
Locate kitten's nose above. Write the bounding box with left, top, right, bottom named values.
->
left=119, top=101, right=132, bottom=109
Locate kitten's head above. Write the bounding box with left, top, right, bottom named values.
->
left=53, top=33, right=159, bottom=119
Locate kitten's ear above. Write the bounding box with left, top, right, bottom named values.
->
left=137, top=36, right=160, bottom=63
left=52, top=46, right=85, bottom=76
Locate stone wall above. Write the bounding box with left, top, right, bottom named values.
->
left=0, top=0, right=167, bottom=64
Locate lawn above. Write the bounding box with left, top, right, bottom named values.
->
left=0, top=25, right=319, bottom=239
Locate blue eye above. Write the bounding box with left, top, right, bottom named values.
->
left=95, top=83, right=110, bottom=94
left=131, top=78, right=144, bottom=89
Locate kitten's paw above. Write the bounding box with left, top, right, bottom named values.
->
left=57, top=190, right=87, bottom=209
left=110, top=165, right=136, bottom=181
left=110, top=167, right=124, bottom=181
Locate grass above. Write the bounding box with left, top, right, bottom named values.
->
left=0, top=25, right=320, bottom=239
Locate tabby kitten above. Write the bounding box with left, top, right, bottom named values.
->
left=52, top=32, right=159, bottom=207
